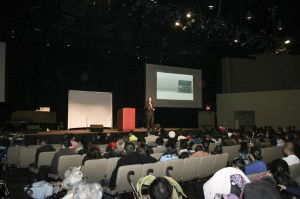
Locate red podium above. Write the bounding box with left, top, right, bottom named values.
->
left=117, top=108, right=136, bottom=132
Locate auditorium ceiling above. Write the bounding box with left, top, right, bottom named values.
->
left=0, top=0, right=299, bottom=61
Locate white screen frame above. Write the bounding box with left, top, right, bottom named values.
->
left=68, top=90, right=113, bottom=129
left=146, top=64, right=202, bottom=108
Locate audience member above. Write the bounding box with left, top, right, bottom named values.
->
left=149, top=177, right=173, bottom=199
left=239, top=142, right=250, bottom=165
left=145, top=130, right=158, bottom=147
left=77, top=139, right=89, bottom=155
left=114, top=139, right=126, bottom=156
left=189, top=145, right=210, bottom=158
left=179, top=140, right=189, bottom=154
left=212, top=145, right=223, bottom=155
left=38, top=137, right=76, bottom=180
left=110, top=142, right=156, bottom=188
left=245, top=146, right=267, bottom=175
left=282, top=142, right=300, bottom=166
left=32, top=139, right=55, bottom=167
left=82, top=145, right=102, bottom=166
left=153, top=138, right=166, bottom=154
left=102, top=146, right=116, bottom=159
left=128, top=132, right=138, bottom=142
left=159, top=142, right=179, bottom=162
left=270, top=159, right=298, bottom=198
left=203, top=158, right=250, bottom=198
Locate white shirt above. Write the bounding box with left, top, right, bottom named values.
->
left=282, top=154, right=300, bottom=166
left=203, top=167, right=250, bottom=199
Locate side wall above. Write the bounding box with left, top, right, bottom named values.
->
left=217, top=89, right=300, bottom=129
left=222, top=54, right=300, bottom=93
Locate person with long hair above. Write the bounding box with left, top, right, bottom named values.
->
left=244, top=146, right=267, bottom=175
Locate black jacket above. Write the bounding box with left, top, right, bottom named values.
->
left=35, top=144, right=56, bottom=164
left=110, top=152, right=157, bottom=188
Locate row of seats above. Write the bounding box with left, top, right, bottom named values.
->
left=6, top=144, right=108, bottom=168
left=104, top=153, right=228, bottom=195
left=261, top=146, right=284, bottom=163
left=6, top=143, right=283, bottom=171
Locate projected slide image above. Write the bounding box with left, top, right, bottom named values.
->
left=157, top=72, right=193, bottom=100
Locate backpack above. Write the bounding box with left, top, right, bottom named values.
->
left=243, top=174, right=281, bottom=199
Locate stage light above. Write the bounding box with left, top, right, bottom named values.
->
left=46, top=42, right=50, bottom=47
left=11, top=29, right=15, bottom=39
left=208, top=5, right=214, bottom=9
left=175, top=20, right=181, bottom=27
left=233, top=39, right=239, bottom=43
left=186, top=12, right=192, bottom=18
left=246, top=11, right=253, bottom=20
left=284, top=40, right=291, bottom=44
left=277, top=20, right=284, bottom=31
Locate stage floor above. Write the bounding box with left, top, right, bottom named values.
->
left=37, top=128, right=199, bottom=135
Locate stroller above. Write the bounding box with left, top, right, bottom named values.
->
left=127, top=168, right=186, bottom=199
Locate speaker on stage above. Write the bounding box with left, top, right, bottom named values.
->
left=90, top=124, right=104, bottom=133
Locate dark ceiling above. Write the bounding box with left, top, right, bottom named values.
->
left=0, top=0, right=299, bottom=61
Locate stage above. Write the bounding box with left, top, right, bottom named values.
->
left=37, top=128, right=198, bottom=135
left=20, top=128, right=201, bottom=145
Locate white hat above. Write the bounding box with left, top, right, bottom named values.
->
left=168, top=131, right=176, bottom=138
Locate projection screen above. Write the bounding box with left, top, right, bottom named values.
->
left=68, top=90, right=112, bottom=129
left=146, top=64, right=202, bottom=108
left=0, top=42, right=6, bottom=103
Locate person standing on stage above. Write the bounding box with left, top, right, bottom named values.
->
left=145, top=96, right=155, bottom=129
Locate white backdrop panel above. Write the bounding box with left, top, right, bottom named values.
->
left=0, top=42, right=6, bottom=102
left=68, top=90, right=112, bottom=129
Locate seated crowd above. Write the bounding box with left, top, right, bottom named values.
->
left=28, top=125, right=300, bottom=198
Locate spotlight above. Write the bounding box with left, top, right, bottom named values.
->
left=246, top=11, right=253, bottom=20
left=277, top=20, right=284, bottom=31
left=208, top=5, right=214, bottom=10
left=175, top=20, right=181, bottom=27
left=284, top=40, right=291, bottom=44
left=233, top=39, right=239, bottom=43
left=46, top=42, right=50, bottom=47
left=11, top=29, right=15, bottom=39
left=186, top=12, right=192, bottom=18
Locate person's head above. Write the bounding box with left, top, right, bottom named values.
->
left=270, top=159, right=290, bottom=176
left=136, top=143, right=148, bottom=156
left=86, top=145, right=102, bottom=159
left=148, top=96, right=152, bottom=102
left=179, top=152, right=189, bottom=159
left=124, top=142, right=135, bottom=154
left=249, top=146, right=262, bottom=161
left=269, top=159, right=294, bottom=186
left=116, top=139, right=125, bottom=152
left=180, top=140, right=188, bottom=150
left=282, top=142, right=295, bottom=156
left=40, top=139, right=48, bottom=145
left=61, top=137, right=72, bottom=149
left=212, top=145, right=223, bottom=155
left=231, top=158, right=246, bottom=172
left=202, top=141, right=210, bottom=153
left=149, top=177, right=173, bottom=199
left=62, top=167, right=83, bottom=190
left=155, top=138, right=164, bottom=146
left=195, top=145, right=204, bottom=152
left=73, top=182, right=103, bottom=199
